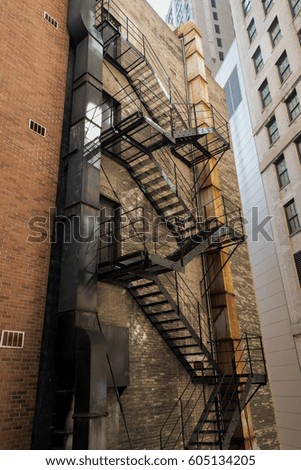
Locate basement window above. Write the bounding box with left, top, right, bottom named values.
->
left=44, top=12, right=58, bottom=29
left=29, top=119, right=46, bottom=137
left=0, top=330, right=25, bottom=349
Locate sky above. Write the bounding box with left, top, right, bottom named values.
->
left=146, top=0, right=170, bottom=19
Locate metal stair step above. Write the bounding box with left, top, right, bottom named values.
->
left=143, top=300, right=169, bottom=307
left=189, top=440, right=218, bottom=446
left=136, top=167, right=159, bottom=179
left=135, top=291, right=162, bottom=299
left=163, top=327, right=187, bottom=333
left=164, top=336, right=193, bottom=341
left=147, top=185, right=173, bottom=197
left=147, top=309, right=175, bottom=316
left=155, top=318, right=181, bottom=325
left=130, top=282, right=156, bottom=289
left=160, top=201, right=183, bottom=211
left=171, top=344, right=197, bottom=349
left=154, top=194, right=177, bottom=205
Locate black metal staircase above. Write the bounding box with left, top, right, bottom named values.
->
left=160, top=334, right=267, bottom=450
left=128, top=277, right=219, bottom=380
left=96, top=0, right=230, bottom=168
left=94, top=0, right=266, bottom=451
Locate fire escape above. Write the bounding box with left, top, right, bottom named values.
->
left=95, top=0, right=267, bottom=450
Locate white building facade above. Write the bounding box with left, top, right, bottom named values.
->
left=216, top=31, right=301, bottom=449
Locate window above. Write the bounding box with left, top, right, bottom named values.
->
left=262, top=0, right=273, bottom=15
left=242, top=0, right=251, bottom=16
left=224, top=67, right=242, bottom=118
left=252, top=47, right=264, bottom=74
left=219, top=51, right=224, bottom=61
left=284, top=199, right=301, bottom=234
left=247, top=18, right=257, bottom=43
left=295, top=135, right=301, bottom=162
left=294, top=251, right=301, bottom=285
left=213, top=11, right=218, bottom=20
left=286, top=90, right=301, bottom=121
left=259, top=79, right=272, bottom=108
left=101, top=11, right=121, bottom=59
left=215, top=24, right=220, bottom=34
left=99, top=196, right=120, bottom=263
left=217, top=37, right=223, bottom=47
left=276, top=51, right=291, bottom=83
left=268, top=17, right=282, bottom=47
left=211, top=0, right=217, bottom=7
left=275, top=154, right=290, bottom=188
left=289, top=0, right=301, bottom=17
left=266, top=115, right=279, bottom=144
left=102, top=93, right=120, bottom=131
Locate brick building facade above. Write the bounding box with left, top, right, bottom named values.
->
left=0, top=0, right=279, bottom=450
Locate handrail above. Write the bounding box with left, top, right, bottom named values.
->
left=160, top=333, right=267, bottom=449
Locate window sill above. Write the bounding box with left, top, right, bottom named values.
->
left=271, top=35, right=282, bottom=50
left=279, top=71, right=293, bottom=88
left=269, top=136, right=280, bottom=149
left=289, top=227, right=301, bottom=238
left=288, top=112, right=301, bottom=127
left=262, top=99, right=272, bottom=112
left=279, top=181, right=290, bottom=191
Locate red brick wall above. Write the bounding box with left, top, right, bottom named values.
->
left=0, top=0, right=69, bottom=449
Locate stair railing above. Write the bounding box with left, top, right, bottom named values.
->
left=156, top=148, right=197, bottom=211
left=160, top=333, right=267, bottom=449
left=97, top=0, right=189, bottom=131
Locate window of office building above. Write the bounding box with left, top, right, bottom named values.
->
left=286, top=89, right=301, bottom=121
left=287, top=93, right=301, bottom=122
left=294, top=251, right=301, bottom=285
left=276, top=51, right=291, bottom=83
left=284, top=199, right=301, bottom=234
left=224, top=67, right=242, bottom=118
left=211, top=0, right=217, bottom=7
left=268, top=17, right=282, bottom=47
left=262, top=0, right=273, bottom=15
left=275, top=154, right=290, bottom=188
left=259, top=79, right=272, bottom=108
left=247, top=19, right=257, bottom=43
left=266, top=115, right=279, bottom=144
left=242, top=0, right=251, bottom=16
left=252, top=47, right=264, bottom=74
left=289, top=0, right=301, bottom=17
left=217, top=37, right=223, bottom=48
left=213, top=11, right=218, bottom=20
left=215, top=24, right=220, bottom=34
left=219, top=51, right=224, bottom=61
left=295, top=135, right=301, bottom=162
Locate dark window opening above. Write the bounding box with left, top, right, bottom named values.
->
left=284, top=199, right=301, bottom=234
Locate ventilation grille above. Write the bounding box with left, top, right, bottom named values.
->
left=29, top=119, right=46, bottom=137
left=0, top=330, right=25, bottom=349
left=44, top=11, right=58, bottom=29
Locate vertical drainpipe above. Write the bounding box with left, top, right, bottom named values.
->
left=57, top=0, right=107, bottom=449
